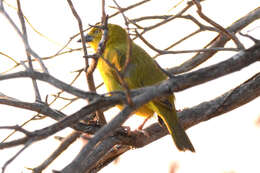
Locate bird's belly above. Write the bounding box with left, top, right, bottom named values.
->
left=116, top=103, right=154, bottom=118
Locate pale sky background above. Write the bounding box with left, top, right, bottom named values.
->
left=0, top=0, right=260, bottom=173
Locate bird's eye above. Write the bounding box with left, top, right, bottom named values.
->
left=93, top=29, right=99, bottom=34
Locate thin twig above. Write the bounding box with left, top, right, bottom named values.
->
left=168, top=7, right=260, bottom=74
left=89, top=17, right=109, bottom=125
left=239, top=32, right=260, bottom=43
left=135, top=30, right=238, bottom=54
left=1, top=48, right=82, bottom=74
left=0, top=95, right=118, bottom=150
left=140, top=1, right=193, bottom=34
left=0, top=71, right=101, bottom=100
left=180, top=15, right=218, bottom=32
left=2, top=140, right=31, bottom=173
left=67, top=0, right=107, bottom=124
left=3, top=0, right=66, bottom=48
left=131, top=15, right=172, bottom=22
left=112, top=0, right=132, bottom=73
left=1, top=69, right=86, bottom=144
left=100, top=56, right=133, bottom=106
left=0, top=0, right=48, bottom=73
left=66, top=0, right=94, bottom=90
left=0, top=51, right=20, bottom=74
left=32, top=132, right=81, bottom=173
left=1, top=116, right=36, bottom=143
left=112, top=0, right=133, bottom=105
left=17, top=0, right=42, bottom=102
left=88, top=1, right=108, bottom=124
left=0, top=125, right=32, bottom=136
left=0, top=51, right=19, bottom=64
left=153, top=29, right=202, bottom=59
left=109, top=0, right=151, bottom=18
left=192, top=0, right=244, bottom=49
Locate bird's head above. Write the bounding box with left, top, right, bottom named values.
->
left=82, top=24, right=128, bottom=50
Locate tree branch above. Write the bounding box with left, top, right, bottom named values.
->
left=63, top=71, right=260, bottom=172
left=0, top=0, right=48, bottom=73
left=169, top=7, right=260, bottom=74
left=0, top=71, right=100, bottom=101
left=32, top=131, right=81, bottom=173
left=0, top=94, right=100, bottom=134
left=191, top=0, right=244, bottom=49
left=60, top=41, right=260, bottom=172
left=0, top=41, right=259, bottom=166
left=1, top=41, right=259, bottom=100
left=16, top=0, right=42, bottom=102
left=1, top=1, right=259, bottom=172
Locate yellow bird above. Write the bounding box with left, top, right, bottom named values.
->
left=84, top=24, right=195, bottom=152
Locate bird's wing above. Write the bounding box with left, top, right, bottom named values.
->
left=115, top=44, right=167, bottom=89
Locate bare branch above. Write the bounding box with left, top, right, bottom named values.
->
left=32, top=132, right=81, bottom=173
left=88, top=145, right=130, bottom=173
left=0, top=71, right=100, bottom=100
left=0, top=96, right=104, bottom=135
left=74, top=136, right=121, bottom=172
left=16, top=0, right=42, bottom=102
left=191, top=0, right=244, bottom=49
left=61, top=79, right=169, bottom=172
left=0, top=40, right=259, bottom=171
left=169, top=7, right=260, bottom=74
left=60, top=40, right=260, bottom=171
left=131, top=15, right=172, bottom=22
left=140, top=1, right=193, bottom=33
left=153, top=29, right=202, bottom=59
left=1, top=40, right=258, bottom=145
left=109, top=0, right=151, bottom=18
left=1, top=140, right=31, bottom=173
left=61, top=70, right=260, bottom=173
left=1, top=1, right=259, bottom=172
left=0, top=41, right=259, bottom=101
left=0, top=0, right=48, bottom=73
left=136, top=29, right=239, bottom=54
left=132, top=14, right=217, bottom=32
left=0, top=125, right=32, bottom=136
left=68, top=0, right=101, bottom=125
left=239, top=32, right=260, bottom=43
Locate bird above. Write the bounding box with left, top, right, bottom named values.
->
left=83, top=23, right=195, bottom=152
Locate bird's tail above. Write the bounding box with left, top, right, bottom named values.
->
left=161, top=112, right=195, bottom=152
left=151, top=101, right=195, bottom=152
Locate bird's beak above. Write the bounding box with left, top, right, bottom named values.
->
left=77, top=35, right=93, bottom=43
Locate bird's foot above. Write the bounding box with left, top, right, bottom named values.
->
left=137, top=117, right=150, bottom=130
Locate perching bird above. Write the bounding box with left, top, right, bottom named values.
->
left=84, top=24, right=195, bottom=152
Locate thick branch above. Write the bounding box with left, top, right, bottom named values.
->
left=131, top=72, right=260, bottom=147
left=77, top=72, right=260, bottom=172
left=60, top=41, right=260, bottom=172
left=61, top=76, right=175, bottom=173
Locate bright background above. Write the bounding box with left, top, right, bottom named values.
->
left=0, top=0, right=260, bottom=173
